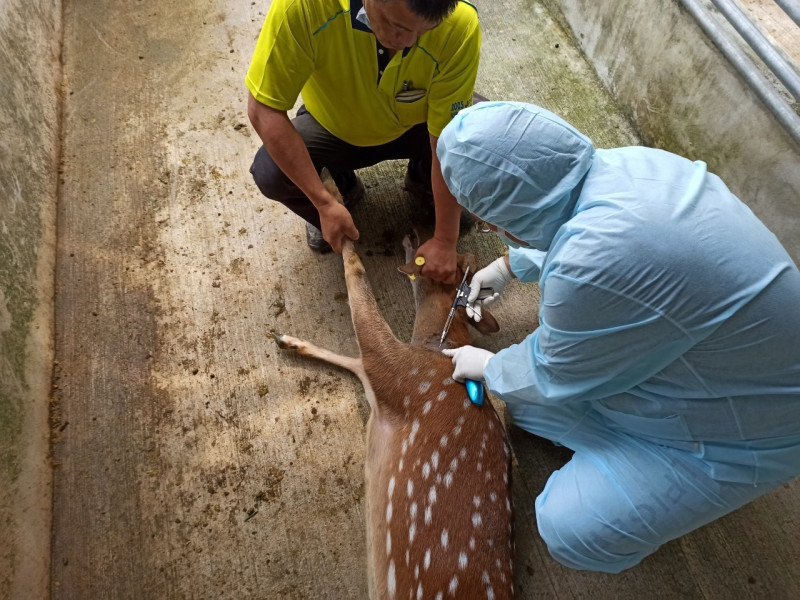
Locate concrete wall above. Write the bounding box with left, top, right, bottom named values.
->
left=540, top=0, right=800, bottom=265
left=0, top=0, right=61, bottom=597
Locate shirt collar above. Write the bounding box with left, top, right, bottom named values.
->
left=350, top=0, right=413, bottom=55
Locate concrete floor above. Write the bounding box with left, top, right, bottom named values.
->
left=45, top=0, right=800, bottom=598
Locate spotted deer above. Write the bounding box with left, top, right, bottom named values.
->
left=273, top=173, right=514, bottom=599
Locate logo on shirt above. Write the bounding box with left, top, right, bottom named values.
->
left=450, top=98, right=473, bottom=118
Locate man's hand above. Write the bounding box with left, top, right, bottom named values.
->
left=442, top=345, right=495, bottom=382
left=416, top=237, right=457, bottom=284
left=318, top=200, right=359, bottom=254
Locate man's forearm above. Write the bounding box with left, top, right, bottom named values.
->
left=246, top=94, right=332, bottom=211
left=430, top=134, right=461, bottom=244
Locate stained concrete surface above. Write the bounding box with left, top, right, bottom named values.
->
left=8, top=0, right=798, bottom=598
left=0, top=0, right=60, bottom=597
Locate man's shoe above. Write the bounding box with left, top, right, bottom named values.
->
left=342, top=175, right=366, bottom=209
left=306, top=222, right=332, bottom=253
left=305, top=175, right=366, bottom=253
left=403, top=170, right=434, bottom=204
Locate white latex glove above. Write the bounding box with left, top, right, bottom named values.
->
left=442, top=346, right=495, bottom=382
left=465, top=257, right=513, bottom=322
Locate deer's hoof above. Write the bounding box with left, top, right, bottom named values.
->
left=273, top=333, right=301, bottom=352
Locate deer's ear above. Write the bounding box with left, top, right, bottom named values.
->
left=397, top=262, right=423, bottom=280
left=469, top=308, right=500, bottom=335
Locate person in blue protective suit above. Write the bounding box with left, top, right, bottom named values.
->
left=437, top=100, right=800, bottom=573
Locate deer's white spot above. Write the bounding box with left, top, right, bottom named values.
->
left=444, top=472, right=453, bottom=488
left=469, top=537, right=476, bottom=551
left=409, top=522, right=417, bottom=543
left=443, top=377, right=455, bottom=386
left=441, top=529, right=449, bottom=548
left=472, top=513, right=483, bottom=527
left=435, top=593, right=443, bottom=600
left=488, top=420, right=495, bottom=430
left=410, top=420, right=420, bottom=445
left=388, top=477, right=396, bottom=497
left=419, top=381, right=431, bottom=393
left=485, top=471, right=492, bottom=482
left=402, top=440, right=408, bottom=456
left=473, top=496, right=481, bottom=508
left=503, top=472, right=508, bottom=484
left=437, top=390, right=447, bottom=401
left=477, top=461, right=483, bottom=472
left=458, top=552, right=468, bottom=570
left=463, top=398, right=471, bottom=409
left=417, top=583, right=423, bottom=600
left=489, top=491, right=498, bottom=502
left=410, top=502, right=418, bottom=519
left=506, top=497, right=512, bottom=513
left=424, top=505, right=432, bottom=525
left=407, top=480, right=414, bottom=497
left=424, top=549, right=431, bottom=570
left=482, top=571, right=491, bottom=585
left=440, top=435, right=449, bottom=448
left=422, top=400, right=432, bottom=415
left=399, top=458, right=404, bottom=472
left=422, top=462, right=431, bottom=479
left=411, top=367, right=420, bottom=376
left=386, top=531, right=392, bottom=555
left=460, top=447, right=467, bottom=460
left=428, top=486, right=437, bottom=505
left=448, top=576, right=458, bottom=595
left=403, top=395, right=411, bottom=408
left=387, top=560, right=396, bottom=597
left=487, top=586, right=495, bottom=600
left=454, top=425, right=462, bottom=436
left=450, top=458, right=459, bottom=472
left=431, top=451, right=440, bottom=470
left=386, top=502, right=393, bottom=523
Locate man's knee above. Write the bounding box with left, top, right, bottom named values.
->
left=535, top=480, right=655, bottom=574
left=249, top=146, right=289, bottom=199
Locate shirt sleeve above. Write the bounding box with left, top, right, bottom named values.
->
left=245, top=0, right=315, bottom=111
left=508, top=247, right=547, bottom=282
left=426, top=8, right=481, bottom=138
left=484, top=272, right=698, bottom=406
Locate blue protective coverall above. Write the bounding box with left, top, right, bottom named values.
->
left=437, top=101, right=800, bottom=573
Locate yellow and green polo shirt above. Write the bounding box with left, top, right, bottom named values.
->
left=246, top=0, right=481, bottom=147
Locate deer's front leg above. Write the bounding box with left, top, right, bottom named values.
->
left=271, top=332, right=363, bottom=376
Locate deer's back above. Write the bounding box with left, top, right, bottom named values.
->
left=364, top=350, right=514, bottom=600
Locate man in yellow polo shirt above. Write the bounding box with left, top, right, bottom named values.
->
left=246, top=0, right=481, bottom=282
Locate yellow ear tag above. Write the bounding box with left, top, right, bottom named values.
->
left=415, top=256, right=425, bottom=266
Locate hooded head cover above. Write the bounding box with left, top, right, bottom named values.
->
left=437, top=101, right=595, bottom=250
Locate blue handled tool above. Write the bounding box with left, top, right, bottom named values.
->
left=440, top=266, right=471, bottom=347
left=439, top=267, right=494, bottom=347
left=465, top=378, right=484, bottom=406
